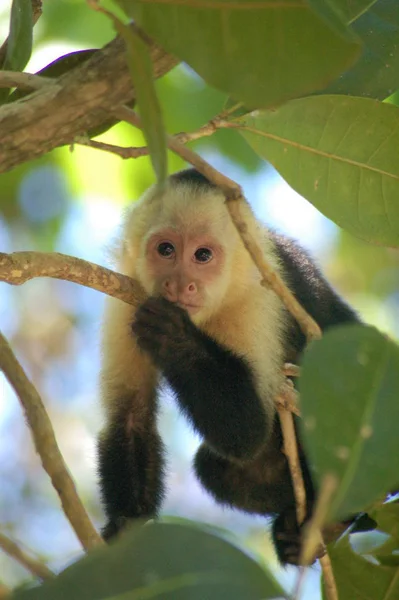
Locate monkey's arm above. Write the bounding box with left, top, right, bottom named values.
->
left=98, top=298, right=164, bottom=538
left=133, top=297, right=268, bottom=461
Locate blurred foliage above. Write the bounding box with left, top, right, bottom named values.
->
left=14, top=521, right=285, bottom=600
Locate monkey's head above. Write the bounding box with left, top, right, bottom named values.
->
left=122, top=169, right=258, bottom=323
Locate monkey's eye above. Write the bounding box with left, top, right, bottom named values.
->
left=157, top=242, right=175, bottom=258
left=194, top=247, right=213, bottom=263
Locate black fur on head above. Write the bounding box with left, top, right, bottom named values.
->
left=169, top=168, right=217, bottom=190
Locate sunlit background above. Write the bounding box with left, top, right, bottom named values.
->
left=1, top=3, right=398, bottom=598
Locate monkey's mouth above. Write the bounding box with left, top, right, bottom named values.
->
left=178, top=302, right=201, bottom=314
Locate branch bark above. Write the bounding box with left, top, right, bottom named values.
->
left=0, top=332, right=102, bottom=550
left=0, top=251, right=146, bottom=305
left=0, top=29, right=178, bottom=174
left=0, top=532, right=54, bottom=581
left=0, top=71, right=51, bottom=91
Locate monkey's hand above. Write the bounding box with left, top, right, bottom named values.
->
left=132, top=297, right=201, bottom=370
left=133, top=297, right=268, bottom=461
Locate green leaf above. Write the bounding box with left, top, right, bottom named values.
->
left=370, top=502, right=399, bottom=538
left=325, top=536, right=399, bottom=600
left=309, top=0, right=377, bottom=30
left=307, top=0, right=355, bottom=40
left=299, top=324, right=399, bottom=521
left=116, top=0, right=361, bottom=109
left=13, top=522, right=284, bottom=600
left=115, top=22, right=167, bottom=183
left=376, top=554, right=399, bottom=566
left=369, top=502, right=399, bottom=559
left=3, top=0, right=33, bottom=71
left=324, top=0, right=399, bottom=99
left=239, top=95, right=399, bottom=247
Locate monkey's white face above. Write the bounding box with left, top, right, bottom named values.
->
left=141, top=226, right=228, bottom=322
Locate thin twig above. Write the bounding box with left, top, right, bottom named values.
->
left=76, top=118, right=226, bottom=160
left=291, top=566, right=307, bottom=600
left=0, top=251, right=146, bottom=305
left=173, top=118, right=224, bottom=144
left=112, top=106, right=242, bottom=197
left=226, top=198, right=322, bottom=342
left=276, top=383, right=340, bottom=600
left=0, top=71, right=51, bottom=91
left=0, top=531, right=54, bottom=580
left=301, top=474, right=338, bottom=565
left=277, top=407, right=307, bottom=525
left=0, top=332, right=103, bottom=550
left=319, top=554, right=339, bottom=600
left=75, top=136, right=150, bottom=159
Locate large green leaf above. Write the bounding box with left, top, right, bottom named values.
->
left=13, top=522, right=284, bottom=600
left=299, top=325, right=399, bottom=521
left=369, top=502, right=399, bottom=559
left=325, top=0, right=399, bottom=99
left=325, top=536, right=399, bottom=600
left=116, top=0, right=361, bottom=110
left=239, top=95, right=399, bottom=247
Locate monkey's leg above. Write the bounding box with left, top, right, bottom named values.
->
left=133, top=297, right=269, bottom=461
left=98, top=396, right=165, bottom=540
left=99, top=297, right=164, bottom=539
left=195, top=439, right=322, bottom=566
left=194, top=443, right=296, bottom=515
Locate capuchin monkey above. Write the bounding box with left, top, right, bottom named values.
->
left=97, top=168, right=373, bottom=565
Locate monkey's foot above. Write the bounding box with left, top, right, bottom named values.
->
left=272, top=509, right=325, bottom=566
left=273, top=529, right=325, bottom=566
left=102, top=514, right=157, bottom=542
left=102, top=516, right=134, bottom=541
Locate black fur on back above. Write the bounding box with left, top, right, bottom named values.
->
left=270, top=232, right=359, bottom=355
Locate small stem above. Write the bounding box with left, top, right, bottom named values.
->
left=0, top=532, right=54, bottom=580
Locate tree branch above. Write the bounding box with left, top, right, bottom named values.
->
left=0, top=251, right=146, bottom=305
left=0, top=71, right=51, bottom=91
left=75, top=117, right=227, bottom=160
left=0, top=531, right=54, bottom=581
left=0, top=28, right=178, bottom=174
left=0, top=332, right=102, bottom=550
left=75, top=135, right=150, bottom=159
